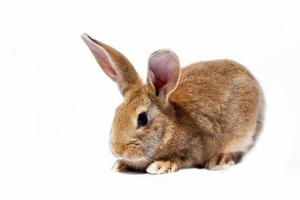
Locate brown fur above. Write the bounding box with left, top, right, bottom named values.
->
left=82, top=33, right=264, bottom=174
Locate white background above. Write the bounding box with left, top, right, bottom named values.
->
left=1, top=0, right=300, bottom=199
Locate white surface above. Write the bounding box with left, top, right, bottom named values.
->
left=1, top=0, right=300, bottom=199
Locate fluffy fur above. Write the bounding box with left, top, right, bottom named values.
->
left=82, top=33, right=264, bottom=174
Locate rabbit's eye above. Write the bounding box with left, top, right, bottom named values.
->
left=137, top=112, right=148, bottom=128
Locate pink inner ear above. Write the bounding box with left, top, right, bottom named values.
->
left=149, top=51, right=178, bottom=95
left=149, top=69, right=166, bottom=95
left=90, top=42, right=117, bottom=78
left=81, top=34, right=117, bottom=80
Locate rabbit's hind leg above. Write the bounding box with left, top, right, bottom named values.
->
left=205, top=152, right=243, bottom=170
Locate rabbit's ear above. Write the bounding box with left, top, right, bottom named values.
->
left=147, top=49, right=180, bottom=102
left=81, top=33, right=142, bottom=96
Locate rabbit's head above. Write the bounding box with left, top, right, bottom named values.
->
left=82, top=34, right=181, bottom=163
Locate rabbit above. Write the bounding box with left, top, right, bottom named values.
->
left=81, top=33, right=264, bottom=174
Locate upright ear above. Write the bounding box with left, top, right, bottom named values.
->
left=147, top=49, right=181, bottom=103
left=81, top=33, right=142, bottom=96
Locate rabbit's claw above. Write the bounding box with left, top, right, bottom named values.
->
left=146, top=160, right=178, bottom=175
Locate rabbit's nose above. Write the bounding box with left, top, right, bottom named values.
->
left=110, top=140, right=124, bottom=158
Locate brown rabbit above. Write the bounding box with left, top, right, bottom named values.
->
left=81, top=33, right=264, bottom=174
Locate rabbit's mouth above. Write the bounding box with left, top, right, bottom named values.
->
left=113, top=151, right=150, bottom=163
left=110, top=141, right=149, bottom=161
left=112, top=151, right=151, bottom=169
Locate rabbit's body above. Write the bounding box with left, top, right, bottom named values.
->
left=166, top=60, right=263, bottom=169
left=82, top=33, right=264, bottom=174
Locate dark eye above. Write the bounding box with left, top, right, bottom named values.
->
left=137, top=112, right=148, bottom=128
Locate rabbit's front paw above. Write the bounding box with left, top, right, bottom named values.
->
left=112, top=160, right=130, bottom=172
left=146, top=161, right=179, bottom=175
